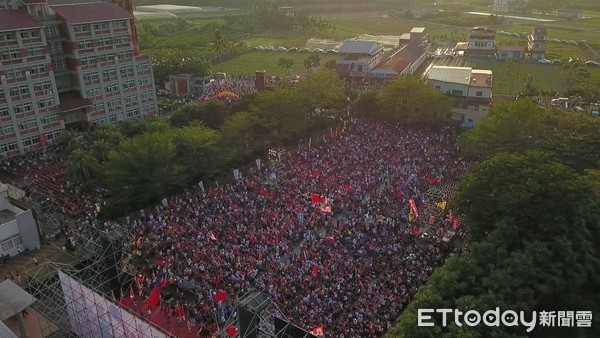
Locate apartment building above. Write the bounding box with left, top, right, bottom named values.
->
left=427, top=66, right=493, bottom=125
left=465, top=27, right=497, bottom=57
left=0, top=0, right=157, bottom=158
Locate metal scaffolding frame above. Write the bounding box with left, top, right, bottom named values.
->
left=220, top=289, right=318, bottom=338
left=23, top=225, right=165, bottom=338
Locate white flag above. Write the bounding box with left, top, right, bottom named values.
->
left=161, top=198, right=168, bottom=207
left=198, top=181, right=205, bottom=192
left=255, top=159, right=261, bottom=170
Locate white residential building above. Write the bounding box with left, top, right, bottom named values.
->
left=427, top=66, right=493, bottom=125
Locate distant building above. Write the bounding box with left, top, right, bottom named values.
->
left=527, top=26, right=547, bottom=60
left=0, top=0, right=157, bottom=157
left=465, top=27, right=497, bottom=57
left=557, top=8, right=581, bottom=20
left=408, top=3, right=437, bottom=18
left=168, top=74, right=211, bottom=96
left=427, top=66, right=493, bottom=125
left=0, top=183, right=40, bottom=257
left=336, top=40, right=384, bottom=82
left=337, top=28, right=427, bottom=82
left=497, top=45, right=525, bottom=59
left=493, top=0, right=517, bottom=13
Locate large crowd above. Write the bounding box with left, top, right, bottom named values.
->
left=125, top=119, right=469, bottom=337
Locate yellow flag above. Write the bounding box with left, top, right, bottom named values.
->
left=408, top=208, right=415, bottom=222
left=436, top=201, right=447, bottom=210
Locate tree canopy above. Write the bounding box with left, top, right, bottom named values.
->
left=459, top=99, right=600, bottom=171
left=389, top=151, right=600, bottom=338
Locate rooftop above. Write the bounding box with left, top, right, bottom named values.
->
left=0, top=280, right=36, bottom=321
left=410, top=27, right=426, bottom=34
left=470, top=70, right=493, bottom=87
left=532, top=27, right=547, bottom=36
left=339, top=40, right=382, bottom=55
left=0, top=209, right=17, bottom=224
left=395, top=43, right=426, bottom=62
left=58, top=91, right=93, bottom=112
left=51, top=2, right=132, bottom=24
left=428, top=66, right=473, bottom=85
left=0, top=10, right=42, bottom=32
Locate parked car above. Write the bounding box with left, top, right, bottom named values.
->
left=313, top=48, right=324, bottom=53
left=255, top=46, right=264, bottom=51
left=538, top=58, right=553, bottom=64
left=585, top=61, right=600, bottom=67
left=300, top=48, right=311, bottom=53
left=288, top=47, right=298, bottom=52
left=326, top=49, right=338, bottom=54
left=277, top=46, right=288, bottom=51
left=265, top=46, right=275, bottom=51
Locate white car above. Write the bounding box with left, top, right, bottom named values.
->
left=265, top=46, right=275, bottom=51
left=313, top=48, right=324, bottom=53
left=254, top=46, right=264, bottom=51
left=277, top=46, right=288, bottom=51
left=538, top=59, right=553, bottom=64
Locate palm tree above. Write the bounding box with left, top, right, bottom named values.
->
left=212, top=29, right=230, bottom=64
left=64, top=149, right=101, bottom=185
left=56, top=129, right=83, bottom=155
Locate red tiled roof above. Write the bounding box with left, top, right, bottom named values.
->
left=58, top=91, right=93, bottom=112
left=51, top=2, right=132, bottom=24
left=0, top=10, right=42, bottom=32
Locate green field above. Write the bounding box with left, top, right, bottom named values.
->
left=212, top=51, right=337, bottom=77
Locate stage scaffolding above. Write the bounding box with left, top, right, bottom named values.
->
left=23, top=225, right=164, bottom=338
left=220, top=290, right=318, bottom=338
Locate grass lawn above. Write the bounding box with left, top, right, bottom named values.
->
left=475, top=60, right=565, bottom=95
left=324, top=15, right=454, bottom=39
left=212, top=51, right=337, bottom=77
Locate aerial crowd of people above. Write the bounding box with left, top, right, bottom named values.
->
left=1, top=113, right=468, bottom=337
left=124, top=119, right=469, bottom=337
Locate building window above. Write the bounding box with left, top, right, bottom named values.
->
left=0, top=32, right=16, bottom=41
left=52, top=59, right=66, bottom=71
left=29, top=64, right=48, bottom=75
left=26, top=47, right=44, bottom=57
left=22, top=135, right=40, bottom=147
left=1, top=124, right=14, bottom=136
left=476, top=91, right=483, bottom=97
left=451, top=89, right=464, bottom=96
left=49, top=42, right=63, bottom=55
left=44, top=26, right=59, bottom=38
left=0, top=142, right=18, bottom=155
left=18, top=118, right=37, bottom=130
left=0, top=108, right=9, bottom=117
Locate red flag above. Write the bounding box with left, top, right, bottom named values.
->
left=129, top=284, right=134, bottom=299
left=212, top=290, right=227, bottom=302
left=208, top=188, right=218, bottom=196
left=436, top=176, right=442, bottom=183
left=324, top=236, right=334, bottom=243
left=249, top=235, right=257, bottom=243
left=344, top=183, right=352, bottom=191
left=259, top=188, right=269, bottom=195
left=176, top=303, right=185, bottom=318
left=156, top=259, right=166, bottom=266
left=137, top=274, right=144, bottom=284
left=146, top=285, right=161, bottom=306
left=336, top=125, right=341, bottom=131
left=412, top=227, right=419, bottom=236
left=311, top=324, right=324, bottom=336
left=120, top=298, right=132, bottom=307
left=208, top=232, right=217, bottom=241
left=160, top=278, right=167, bottom=288
left=313, top=265, right=319, bottom=276
left=429, top=215, right=435, bottom=224
left=449, top=211, right=454, bottom=222
left=225, top=325, right=238, bottom=336
left=452, top=218, right=458, bottom=230
left=440, top=227, right=445, bottom=237
left=311, top=193, right=326, bottom=203
left=331, top=130, right=337, bottom=138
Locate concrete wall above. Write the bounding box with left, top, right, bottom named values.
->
left=17, top=210, right=40, bottom=252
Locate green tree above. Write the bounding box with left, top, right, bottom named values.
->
left=104, top=132, right=185, bottom=210
left=377, top=75, right=452, bottom=123
left=173, top=122, right=222, bottom=183
left=64, top=149, right=101, bottom=185
left=277, top=57, right=294, bottom=74
left=170, top=101, right=230, bottom=129
left=303, top=54, right=321, bottom=78
left=57, top=129, right=84, bottom=155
